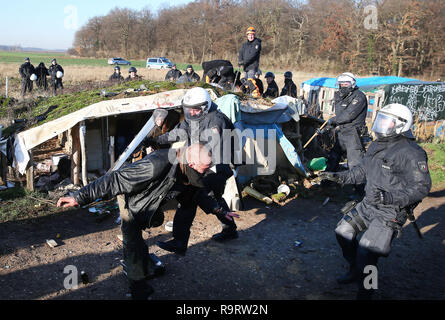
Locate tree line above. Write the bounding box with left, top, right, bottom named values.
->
left=69, top=0, right=445, bottom=78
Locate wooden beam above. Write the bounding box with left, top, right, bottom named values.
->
left=71, top=124, right=81, bottom=185
left=26, top=150, right=34, bottom=191
left=79, top=121, right=88, bottom=186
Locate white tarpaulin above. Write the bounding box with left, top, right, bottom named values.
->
left=14, top=89, right=190, bottom=174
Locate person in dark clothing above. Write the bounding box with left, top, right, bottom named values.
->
left=254, top=70, right=264, bottom=95
left=109, top=65, right=124, bottom=82
left=165, top=64, right=182, bottom=81
left=280, top=71, right=297, bottom=98
left=238, top=26, right=262, bottom=79
left=34, top=62, right=49, bottom=91
left=57, top=143, right=238, bottom=300
left=323, top=73, right=368, bottom=172
left=126, top=66, right=142, bottom=81
left=19, top=57, right=35, bottom=97
left=319, top=103, right=431, bottom=299
left=262, top=72, right=279, bottom=99
left=177, top=65, right=200, bottom=83
left=48, top=58, right=64, bottom=95
left=148, top=87, right=239, bottom=255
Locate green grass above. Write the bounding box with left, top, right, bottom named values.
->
left=420, top=142, right=445, bottom=189
left=0, top=187, right=58, bottom=223
left=0, top=51, right=203, bottom=70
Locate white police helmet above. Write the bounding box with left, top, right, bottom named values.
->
left=372, top=103, right=413, bottom=138
left=336, top=72, right=356, bottom=87
left=30, top=74, right=37, bottom=81
left=56, top=71, right=64, bottom=78
left=182, top=87, right=212, bottom=122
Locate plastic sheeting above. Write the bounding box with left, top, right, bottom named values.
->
left=301, top=76, right=420, bottom=91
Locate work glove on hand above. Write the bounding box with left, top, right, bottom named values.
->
left=318, top=171, right=342, bottom=184
left=369, top=188, right=393, bottom=205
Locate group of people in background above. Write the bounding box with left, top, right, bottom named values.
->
left=19, top=57, right=64, bottom=97
left=109, top=66, right=142, bottom=82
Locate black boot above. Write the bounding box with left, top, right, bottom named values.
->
left=129, top=279, right=154, bottom=300
left=336, top=265, right=359, bottom=285
left=157, top=239, right=187, bottom=255
left=212, top=228, right=238, bottom=242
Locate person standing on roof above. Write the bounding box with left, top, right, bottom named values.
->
left=238, top=26, right=262, bottom=79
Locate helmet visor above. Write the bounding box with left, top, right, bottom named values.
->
left=183, top=106, right=204, bottom=121
left=371, top=112, right=400, bottom=136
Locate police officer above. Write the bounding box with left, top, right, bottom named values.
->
left=109, top=65, right=124, bottom=82
left=48, top=58, right=64, bottom=95
left=280, top=71, right=297, bottom=98
left=319, top=103, right=431, bottom=299
left=324, top=73, right=367, bottom=172
left=19, top=57, right=35, bottom=97
left=126, top=66, right=142, bottom=81
left=57, top=143, right=238, bottom=299
left=165, top=64, right=182, bottom=81
left=263, top=72, right=279, bottom=99
left=35, top=62, right=49, bottom=91
left=238, top=26, right=262, bottom=79
left=152, top=87, right=239, bottom=255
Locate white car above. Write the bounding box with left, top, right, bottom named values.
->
left=146, top=57, right=173, bottom=69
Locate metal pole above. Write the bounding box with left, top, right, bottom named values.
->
left=5, top=77, right=8, bottom=98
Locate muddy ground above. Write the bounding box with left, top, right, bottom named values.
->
left=0, top=183, right=444, bottom=301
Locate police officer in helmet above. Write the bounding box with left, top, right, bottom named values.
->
left=150, top=87, right=239, bottom=255
left=319, top=104, right=431, bottom=299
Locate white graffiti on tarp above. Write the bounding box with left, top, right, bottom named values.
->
left=389, top=84, right=445, bottom=121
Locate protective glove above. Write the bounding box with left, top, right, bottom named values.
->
left=369, top=188, right=393, bottom=205
left=318, top=171, right=342, bottom=183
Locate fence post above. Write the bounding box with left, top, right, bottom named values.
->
left=5, top=76, right=8, bottom=98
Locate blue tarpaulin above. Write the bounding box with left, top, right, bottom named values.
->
left=302, top=76, right=420, bottom=91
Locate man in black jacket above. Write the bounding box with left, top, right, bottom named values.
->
left=280, top=71, right=297, bottom=98
left=35, top=62, right=49, bottom=91
left=109, top=65, right=124, bottom=82
left=263, top=72, right=279, bottom=99
left=165, top=64, right=182, bottom=81
left=238, top=26, right=262, bottom=79
left=320, top=103, right=431, bottom=299
left=177, top=65, right=200, bottom=83
left=57, top=143, right=238, bottom=300
left=19, top=57, right=35, bottom=97
left=48, top=58, right=64, bottom=95
left=147, top=87, right=239, bottom=255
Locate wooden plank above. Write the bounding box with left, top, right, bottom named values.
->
left=79, top=121, right=88, bottom=186
left=26, top=150, right=34, bottom=191
left=71, top=124, right=80, bottom=185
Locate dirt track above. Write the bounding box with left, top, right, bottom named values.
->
left=1, top=184, right=444, bottom=300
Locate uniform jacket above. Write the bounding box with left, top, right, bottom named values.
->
left=331, top=87, right=367, bottom=130
left=19, top=62, right=35, bottom=79
left=263, top=80, right=279, bottom=99
left=49, top=64, right=64, bottom=79
left=238, top=37, right=262, bottom=72
left=337, top=135, right=431, bottom=212
left=165, top=69, right=182, bottom=81
left=280, top=79, right=297, bottom=98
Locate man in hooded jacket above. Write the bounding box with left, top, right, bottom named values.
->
left=238, top=26, right=262, bottom=79
left=19, top=57, right=35, bottom=96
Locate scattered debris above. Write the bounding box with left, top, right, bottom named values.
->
left=243, top=186, right=273, bottom=205
left=46, top=239, right=58, bottom=248
left=165, top=221, right=173, bottom=232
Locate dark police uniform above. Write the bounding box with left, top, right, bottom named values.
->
left=19, top=61, right=35, bottom=96
left=326, top=87, right=368, bottom=171
left=263, top=80, right=279, bottom=99
left=165, top=68, right=182, bottom=81
left=280, top=78, right=297, bottom=98
left=153, top=102, right=237, bottom=247
left=333, top=133, right=431, bottom=297
left=49, top=63, right=64, bottom=95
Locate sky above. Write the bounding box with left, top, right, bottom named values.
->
left=0, top=0, right=194, bottom=50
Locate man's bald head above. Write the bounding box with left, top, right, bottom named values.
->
left=186, top=143, right=212, bottom=174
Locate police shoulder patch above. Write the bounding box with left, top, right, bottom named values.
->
left=417, top=161, right=428, bottom=173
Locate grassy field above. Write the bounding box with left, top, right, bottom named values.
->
left=421, top=142, right=445, bottom=190
left=0, top=51, right=203, bottom=71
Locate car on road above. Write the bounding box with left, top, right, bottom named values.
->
left=108, top=57, right=131, bottom=66
left=146, top=57, right=173, bottom=69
